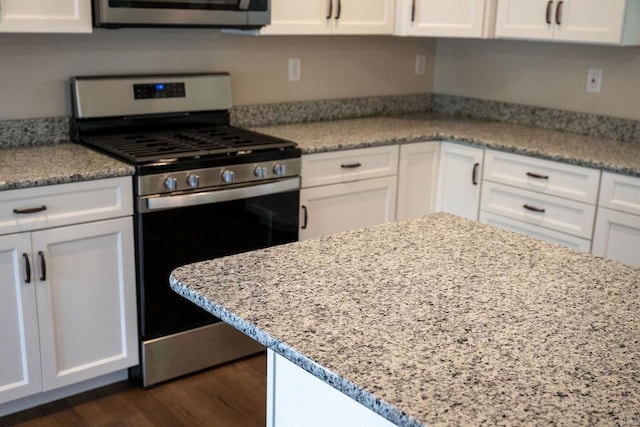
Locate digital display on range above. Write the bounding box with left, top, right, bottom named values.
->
left=133, top=82, right=186, bottom=99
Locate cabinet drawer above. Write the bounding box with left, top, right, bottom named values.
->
left=301, top=146, right=399, bottom=188
left=479, top=211, right=592, bottom=253
left=598, top=172, right=640, bottom=216
left=484, top=150, right=600, bottom=203
left=481, top=181, right=596, bottom=239
left=0, top=177, right=133, bottom=235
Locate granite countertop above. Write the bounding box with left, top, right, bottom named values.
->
left=170, top=213, right=640, bottom=426
left=253, top=113, right=640, bottom=177
left=0, top=143, right=134, bottom=191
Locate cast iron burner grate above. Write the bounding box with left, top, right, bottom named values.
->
left=82, top=126, right=295, bottom=163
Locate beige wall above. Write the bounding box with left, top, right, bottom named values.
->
left=0, top=30, right=435, bottom=120
left=434, top=38, right=640, bottom=121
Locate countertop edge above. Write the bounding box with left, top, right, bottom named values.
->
left=168, top=275, right=423, bottom=427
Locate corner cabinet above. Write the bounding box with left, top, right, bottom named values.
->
left=261, top=0, right=395, bottom=35
left=0, top=0, right=92, bottom=33
left=299, top=146, right=398, bottom=240
left=592, top=172, right=640, bottom=268
left=495, top=0, right=640, bottom=45
left=436, top=142, right=484, bottom=221
left=0, top=177, right=138, bottom=406
left=395, top=0, right=496, bottom=38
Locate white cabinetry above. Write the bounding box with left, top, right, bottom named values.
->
left=0, top=0, right=92, bottom=33
left=396, top=141, right=439, bottom=221
left=0, top=177, right=138, bottom=407
left=480, top=150, right=600, bottom=251
left=592, top=172, right=640, bottom=267
left=395, top=0, right=496, bottom=38
left=266, top=349, right=395, bottom=427
left=299, top=146, right=398, bottom=240
left=436, top=142, right=484, bottom=220
left=262, top=0, right=395, bottom=35
left=495, top=0, right=640, bottom=45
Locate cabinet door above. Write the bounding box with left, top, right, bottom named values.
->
left=401, top=0, right=487, bottom=37
left=396, top=141, right=439, bottom=221
left=261, top=0, right=332, bottom=35
left=299, top=176, right=397, bottom=240
left=436, top=142, right=483, bottom=221
left=332, top=0, right=395, bottom=35
left=32, top=217, right=138, bottom=391
left=0, top=234, right=42, bottom=404
left=0, top=0, right=91, bottom=33
left=554, top=0, right=626, bottom=43
left=592, top=207, right=640, bottom=268
left=495, top=0, right=554, bottom=40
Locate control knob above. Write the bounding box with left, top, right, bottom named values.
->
left=254, top=166, right=268, bottom=179
left=273, top=163, right=286, bottom=177
left=164, top=176, right=178, bottom=191
left=221, top=169, right=235, bottom=184
left=186, top=174, right=200, bottom=188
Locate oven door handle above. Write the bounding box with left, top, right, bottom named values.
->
left=142, top=177, right=300, bottom=212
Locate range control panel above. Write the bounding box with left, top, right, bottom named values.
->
left=133, top=82, right=186, bottom=99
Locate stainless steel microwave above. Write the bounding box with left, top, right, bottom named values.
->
left=93, top=0, right=270, bottom=29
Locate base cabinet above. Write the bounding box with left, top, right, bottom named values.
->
left=0, top=177, right=138, bottom=408
left=299, top=176, right=397, bottom=240
left=267, top=349, right=395, bottom=427
left=396, top=141, right=439, bottom=221
left=436, top=142, right=484, bottom=220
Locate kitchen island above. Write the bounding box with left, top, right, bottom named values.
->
left=170, top=213, right=639, bottom=426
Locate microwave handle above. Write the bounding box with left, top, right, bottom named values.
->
left=239, top=0, right=250, bottom=10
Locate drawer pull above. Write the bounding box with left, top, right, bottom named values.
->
left=523, top=204, right=546, bottom=213
left=555, top=0, right=563, bottom=25
left=545, top=0, right=552, bottom=24
left=341, top=162, right=362, bottom=169
left=23, top=253, right=31, bottom=284
left=301, top=205, right=308, bottom=230
left=411, top=0, right=416, bottom=22
left=335, top=0, right=341, bottom=20
left=526, top=172, right=549, bottom=180
left=472, top=163, right=480, bottom=186
left=13, top=205, right=47, bottom=214
left=326, top=0, right=332, bottom=19
left=38, top=251, right=47, bottom=281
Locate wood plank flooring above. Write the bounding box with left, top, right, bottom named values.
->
left=0, top=353, right=266, bottom=427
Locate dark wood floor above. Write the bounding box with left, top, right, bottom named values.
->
left=0, top=353, right=266, bottom=427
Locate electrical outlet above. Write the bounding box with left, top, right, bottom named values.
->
left=415, top=54, right=427, bottom=75
left=288, top=58, right=301, bottom=82
left=586, top=68, right=602, bottom=93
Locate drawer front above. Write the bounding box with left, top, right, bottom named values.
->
left=479, top=211, right=592, bottom=253
left=484, top=150, right=601, bottom=203
left=598, top=172, right=640, bottom=216
left=301, top=145, right=399, bottom=188
left=481, top=181, right=596, bottom=239
left=0, top=177, right=133, bottom=235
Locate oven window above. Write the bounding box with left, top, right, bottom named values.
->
left=109, top=0, right=241, bottom=10
left=138, top=189, right=299, bottom=340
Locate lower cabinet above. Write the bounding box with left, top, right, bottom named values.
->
left=396, top=141, right=440, bottom=221
left=266, top=349, right=395, bottom=427
left=592, top=172, right=640, bottom=267
left=0, top=217, right=138, bottom=405
left=436, top=142, right=484, bottom=220
left=299, top=146, right=399, bottom=240
left=299, top=176, right=397, bottom=240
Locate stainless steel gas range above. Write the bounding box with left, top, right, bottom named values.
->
left=71, top=73, right=300, bottom=387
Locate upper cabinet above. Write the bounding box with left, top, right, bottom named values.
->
left=495, top=0, right=640, bottom=45
left=0, top=0, right=91, bottom=33
left=395, top=0, right=496, bottom=38
left=261, top=0, right=395, bottom=35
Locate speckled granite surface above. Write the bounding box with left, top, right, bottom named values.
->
left=0, top=143, right=134, bottom=190
left=0, top=117, right=71, bottom=148
left=253, top=113, right=640, bottom=177
left=170, top=213, right=640, bottom=426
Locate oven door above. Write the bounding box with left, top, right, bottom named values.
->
left=94, top=0, right=270, bottom=28
left=137, top=177, right=299, bottom=341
